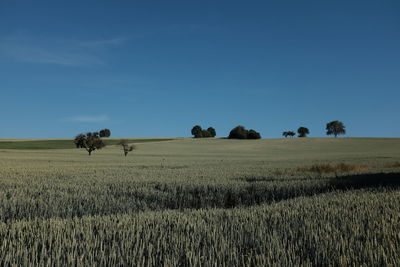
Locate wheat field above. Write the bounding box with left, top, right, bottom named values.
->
left=0, top=137, right=399, bottom=265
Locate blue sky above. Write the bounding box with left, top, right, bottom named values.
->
left=0, top=0, right=399, bottom=138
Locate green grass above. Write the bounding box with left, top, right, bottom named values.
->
left=0, top=137, right=399, bottom=265
left=0, top=138, right=174, bottom=150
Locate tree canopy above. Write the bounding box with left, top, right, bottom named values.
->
left=326, top=121, right=346, bottom=137
left=99, top=129, right=111, bottom=138
left=228, top=126, right=261, bottom=139
left=74, top=130, right=110, bottom=155
left=297, top=127, right=310, bottom=137
left=191, top=125, right=217, bottom=138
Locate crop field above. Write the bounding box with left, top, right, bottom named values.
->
left=0, top=137, right=399, bottom=265
left=0, top=138, right=174, bottom=150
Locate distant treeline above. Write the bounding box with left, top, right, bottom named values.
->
left=72, top=121, right=346, bottom=155
left=190, top=120, right=346, bottom=139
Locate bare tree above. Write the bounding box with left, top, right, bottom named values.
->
left=118, top=140, right=136, bottom=156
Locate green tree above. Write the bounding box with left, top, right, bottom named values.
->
left=191, top=125, right=217, bottom=138
left=247, top=129, right=261, bottom=139
left=228, top=126, right=261, bottom=139
left=74, top=132, right=106, bottom=156
left=207, top=127, right=216, bottom=137
left=326, top=120, right=346, bottom=137
left=297, top=127, right=310, bottom=137
left=229, top=125, right=248, bottom=139
left=191, top=125, right=203, bottom=138
left=99, top=129, right=111, bottom=137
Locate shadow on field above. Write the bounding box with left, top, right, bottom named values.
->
left=328, top=172, right=400, bottom=190
left=2, top=173, right=399, bottom=222
left=155, top=172, right=400, bottom=210
left=223, top=172, right=400, bottom=208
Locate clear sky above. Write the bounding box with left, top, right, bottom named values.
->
left=0, top=0, right=399, bottom=138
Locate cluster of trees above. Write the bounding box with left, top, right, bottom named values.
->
left=282, top=121, right=346, bottom=138
left=74, top=129, right=136, bottom=156
left=228, top=126, right=261, bottom=139
left=191, top=125, right=216, bottom=138
left=191, top=125, right=261, bottom=139
left=190, top=120, right=345, bottom=140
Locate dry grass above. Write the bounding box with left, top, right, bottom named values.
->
left=297, top=163, right=369, bottom=174
left=386, top=162, right=400, bottom=168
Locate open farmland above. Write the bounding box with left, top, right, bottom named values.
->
left=0, top=138, right=174, bottom=150
left=0, top=138, right=399, bottom=265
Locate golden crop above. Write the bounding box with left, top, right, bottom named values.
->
left=0, top=138, right=399, bottom=265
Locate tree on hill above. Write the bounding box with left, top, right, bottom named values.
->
left=229, top=126, right=247, bottom=139
left=326, top=121, right=346, bottom=137
left=99, top=128, right=111, bottom=137
left=191, top=125, right=217, bottom=138
left=282, top=131, right=295, bottom=138
left=247, top=129, right=261, bottom=139
left=191, top=125, right=203, bottom=138
left=228, top=126, right=261, bottom=139
left=207, top=127, right=216, bottom=137
left=74, top=130, right=110, bottom=155
left=297, top=127, right=309, bottom=137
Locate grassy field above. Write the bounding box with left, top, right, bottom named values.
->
left=0, top=138, right=174, bottom=150
left=0, top=137, right=399, bottom=265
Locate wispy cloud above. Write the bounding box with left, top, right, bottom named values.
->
left=0, top=34, right=127, bottom=66
left=0, top=43, right=104, bottom=66
left=63, top=115, right=110, bottom=123
left=79, top=37, right=127, bottom=47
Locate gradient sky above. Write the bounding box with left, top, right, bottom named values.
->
left=0, top=0, right=399, bottom=138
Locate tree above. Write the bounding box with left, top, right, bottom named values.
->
left=99, top=128, right=111, bottom=137
left=74, top=131, right=106, bottom=155
left=326, top=120, right=346, bottom=137
left=201, top=130, right=212, bottom=137
left=247, top=129, right=261, bottom=139
left=229, top=125, right=248, bottom=139
left=207, top=127, right=216, bottom=137
left=297, top=127, right=309, bottom=137
left=191, top=125, right=203, bottom=138
left=228, top=125, right=261, bottom=139
left=118, top=140, right=136, bottom=156
left=191, top=125, right=216, bottom=138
